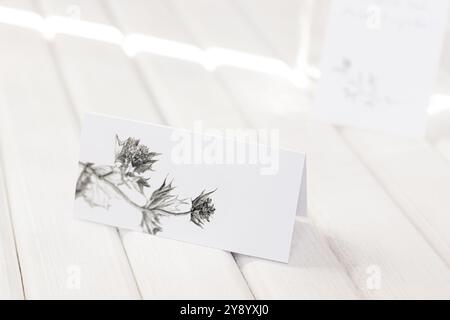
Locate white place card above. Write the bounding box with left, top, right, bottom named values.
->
left=315, top=0, right=449, bottom=137
left=74, top=113, right=307, bottom=262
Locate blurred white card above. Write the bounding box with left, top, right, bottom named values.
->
left=74, top=113, right=307, bottom=262
left=315, top=0, right=449, bottom=137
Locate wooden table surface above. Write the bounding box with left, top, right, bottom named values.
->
left=0, top=0, right=450, bottom=299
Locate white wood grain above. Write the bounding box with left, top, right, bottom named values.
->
left=107, top=0, right=359, bottom=299
left=271, top=6, right=450, bottom=293
left=339, top=128, right=450, bottom=266
left=167, top=0, right=275, bottom=57
left=239, top=0, right=450, bottom=272
left=36, top=0, right=253, bottom=299
left=237, top=219, right=359, bottom=299
left=428, top=97, right=450, bottom=162
left=0, top=0, right=140, bottom=299
left=0, top=143, right=24, bottom=299
left=217, top=68, right=450, bottom=299
left=1, top=0, right=449, bottom=299
left=162, top=0, right=450, bottom=298
left=228, top=0, right=302, bottom=65
left=272, top=0, right=450, bottom=270
left=232, top=0, right=330, bottom=70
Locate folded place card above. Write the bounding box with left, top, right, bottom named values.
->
left=74, top=113, right=307, bottom=263
left=315, top=0, right=449, bottom=137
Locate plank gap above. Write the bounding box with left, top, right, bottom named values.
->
left=98, top=0, right=172, bottom=124
left=158, top=0, right=360, bottom=298
left=0, top=149, right=26, bottom=299
left=115, top=229, right=143, bottom=299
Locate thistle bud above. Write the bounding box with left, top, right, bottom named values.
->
left=190, top=190, right=217, bottom=227
left=115, top=136, right=159, bottom=174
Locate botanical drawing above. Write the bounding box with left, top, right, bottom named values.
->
left=332, top=57, right=400, bottom=108
left=75, top=135, right=216, bottom=234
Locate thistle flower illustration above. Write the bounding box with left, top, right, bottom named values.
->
left=76, top=135, right=217, bottom=235
left=115, top=135, right=159, bottom=174
left=190, top=190, right=217, bottom=227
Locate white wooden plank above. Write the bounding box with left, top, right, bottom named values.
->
left=227, top=0, right=302, bottom=65
left=0, top=0, right=140, bottom=299
left=37, top=0, right=253, bottom=299
left=339, top=128, right=450, bottom=267
left=428, top=117, right=450, bottom=161
left=35, top=0, right=160, bottom=123
left=428, top=98, right=450, bottom=161
left=238, top=0, right=450, bottom=270
left=106, top=0, right=189, bottom=44
left=105, top=0, right=249, bottom=131
left=229, top=0, right=330, bottom=68
left=167, top=0, right=275, bottom=57
left=236, top=0, right=450, bottom=269
left=107, top=0, right=359, bottom=299
left=237, top=218, right=359, bottom=299
left=217, top=68, right=450, bottom=299
left=113, top=232, right=252, bottom=299
left=428, top=109, right=450, bottom=177
left=0, top=144, right=24, bottom=299
left=0, top=35, right=24, bottom=299
left=190, top=0, right=450, bottom=298
left=127, top=55, right=248, bottom=129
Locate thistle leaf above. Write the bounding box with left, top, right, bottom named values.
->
left=76, top=166, right=118, bottom=209
left=146, top=178, right=187, bottom=212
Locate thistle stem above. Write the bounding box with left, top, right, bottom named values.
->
left=79, top=161, right=153, bottom=215
left=78, top=161, right=189, bottom=218
left=150, top=208, right=192, bottom=216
